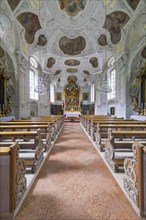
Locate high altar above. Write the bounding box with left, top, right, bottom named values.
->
left=64, top=75, right=81, bottom=112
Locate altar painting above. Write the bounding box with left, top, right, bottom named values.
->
left=83, top=93, right=88, bottom=100
left=56, top=92, right=62, bottom=101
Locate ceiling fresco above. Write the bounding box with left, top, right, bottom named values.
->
left=103, top=11, right=130, bottom=44
left=47, top=57, right=56, bottom=68
left=7, top=0, right=21, bottom=11
left=59, top=36, right=86, bottom=55
left=98, top=34, right=108, bottom=46
left=126, top=0, right=140, bottom=10
left=141, top=47, right=146, bottom=59
left=64, top=59, right=80, bottom=66
left=0, top=47, right=5, bottom=59
left=37, top=34, right=48, bottom=46
left=1, top=0, right=145, bottom=89
left=89, top=57, right=98, bottom=68
left=17, top=12, right=41, bottom=44
left=54, top=70, right=62, bottom=76
left=67, top=75, right=77, bottom=83
left=67, top=68, right=78, bottom=73
left=83, top=70, right=90, bottom=75
left=58, top=0, right=87, bottom=17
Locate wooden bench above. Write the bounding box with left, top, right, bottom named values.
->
left=0, top=142, right=26, bottom=220
left=0, top=124, right=52, bottom=151
left=95, top=123, right=146, bottom=151
left=123, top=141, right=146, bottom=217
left=105, top=129, right=146, bottom=172
left=0, top=129, right=44, bottom=173
left=89, top=119, right=146, bottom=137
left=0, top=121, right=57, bottom=142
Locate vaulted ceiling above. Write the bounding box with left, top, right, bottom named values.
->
left=0, top=0, right=146, bottom=89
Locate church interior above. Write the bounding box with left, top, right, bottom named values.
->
left=0, top=0, right=146, bottom=219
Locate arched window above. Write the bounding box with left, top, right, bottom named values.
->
left=107, top=57, right=116, bottom=100
left=29, top=57, right=38, bottom=100
left=91, top=83, right=95, bottom=102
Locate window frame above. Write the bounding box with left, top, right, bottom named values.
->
left=107, top=57, right=116, bottom=100
left=91, top=83, right=95, bottom=103
left=29, top=68, right=39, bottom=101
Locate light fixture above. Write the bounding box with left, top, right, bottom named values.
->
left=34, top=76, right=49, bottom=94
left=95, top=73, right=112, bottom=94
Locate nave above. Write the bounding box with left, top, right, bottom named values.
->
left=15, top=122, right=140, bottom=220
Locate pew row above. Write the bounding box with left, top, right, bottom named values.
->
left=0, top=124, right=52, bottom=151
left=0, top=121, right=57, bottom=141
left=0, top=142, right=26, bottom=220
left=95, top=124, right=146, bottom=151
left=0, top=116, right=64, bottom=141
left=89, top=120, right=146, bottom=138
left=105, top=129, right=146, bottom=172
left=123, top=141, right=146, bottom=217
left=0, top=129, right=44, bottom=173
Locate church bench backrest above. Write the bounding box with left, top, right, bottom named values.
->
left=104, top=129, right=146, bottom=172
left=95, top=123, right=146, bottom=150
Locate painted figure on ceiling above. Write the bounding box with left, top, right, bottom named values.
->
left=59, top=0, right=87, bottom=16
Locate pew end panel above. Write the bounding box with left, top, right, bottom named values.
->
left=0, top=142, right=27, bottom=220
left=19, top=129, right=45, bottom=173
left=123, top=141, right=146, bottom=217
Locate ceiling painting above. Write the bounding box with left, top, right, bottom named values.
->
left=98, top=34, right=108, bottom=46
left=54, top=70, right=61, bottom=75
left=67, top=68, right=78, bottom=73
left=89, top=57, right=98, bottom=68
left=57, top=78, right=61, bottom=82
left=0, top=47, right=5, bottom=59
left=47, top=57, right=56, bottom=68
left=17, top=12, right=41, bottom=44
left=37, top=34, right=47, bottom=46
left=141, top=47, right=146, bottom=59
left=7, top=0, right=21, bottom=11
left=67, top=75, right=77, bottom=83
left=103, top=11, right=130, bottom=44
left=59, top=36, right=86, bottom=55
left=3, top=0, right=144, bottom=92
left=84, top=77, right=87, bottom=82
left=83, top=70, right=90, bottom=75
left=126, top=0, right=140, bottom=10
left=58, top=0, right=87, bottom=17
left=65, top=59, right=80, bottom=66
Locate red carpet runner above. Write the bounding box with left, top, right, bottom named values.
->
left=16, top=122, right=140, bottom=220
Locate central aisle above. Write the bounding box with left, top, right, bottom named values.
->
left=16, top=122, right=139, bottom=220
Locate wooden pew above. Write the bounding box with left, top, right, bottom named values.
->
left=123, top=141, right=146, bottom=217
left=0, top=129, right=44, bottom=173
left=0, top=121, right=57, bottom=141
left=105, top=128, right=146, bottom=172
left=0, top=124, right=51, bottom=151
left=19, top=115, right=65, bottom=137
left=0, top=115, right=65, bottom=140
left=95, top=123, right=146, bottom=151
left=89, top=119, right=146, bottom=137
left=81, top=115, right=117, bottom=132
left=0, top=142, right=26, bottom=220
